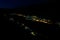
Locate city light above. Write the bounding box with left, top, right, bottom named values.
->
left=30, top=32, right=36, bottom=36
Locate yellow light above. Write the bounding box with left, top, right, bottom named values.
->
left=31, top=32, right=36, bottom=36
left=40, top=20, right=43, bottom=22
left=32, top=16, right=37, bottom=18
left=17, top=14, right=23, bottom=16
left=43, top=21, right=48, bottom=23
left=36, top=19, right=40, bottom=22
left=32, top=18, right=36, bottom=20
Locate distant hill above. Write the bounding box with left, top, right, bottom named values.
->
left=0, top=3, right=57, bottom=22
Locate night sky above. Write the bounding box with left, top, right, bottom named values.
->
left=0, top=0, right=48, bottom=8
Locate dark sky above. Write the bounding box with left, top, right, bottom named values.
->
left=0, top=0, right=48, bottom=8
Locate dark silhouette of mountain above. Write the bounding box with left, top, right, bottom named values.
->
left=0, top=2, right=57, bottom=22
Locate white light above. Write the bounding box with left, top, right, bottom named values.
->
left=22, top=24, right=24, bottom=26
left=9, top=18, right=14, bottom=21
left=17, top=14, right=23, bottom=16
left=25, top=26, right=29, bottom=29
left=23, top=15, right=26, bottom=17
